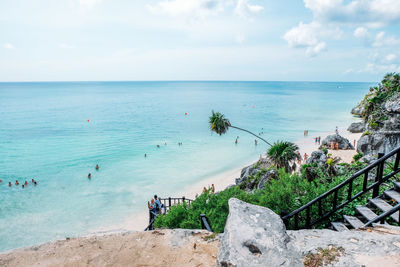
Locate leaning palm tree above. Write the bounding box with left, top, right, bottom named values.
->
left=208, top=111, right=272, bottom=146
left=267, top=141, right=300, bottom=172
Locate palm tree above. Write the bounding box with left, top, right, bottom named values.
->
left=208, top=111, right=272, bottom=146
left=267, top=141, right=300, bottom=172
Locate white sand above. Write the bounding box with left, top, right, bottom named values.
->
left=296, top=126, right=362, bottom=164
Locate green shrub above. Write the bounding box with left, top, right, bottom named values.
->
left=353, top=153, right=363, bottom=162
left=362, top=130, right=370, bottom=136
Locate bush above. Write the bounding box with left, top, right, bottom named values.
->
left=353, top=153, right=363, bottom=162
left=362, top=130, right=371, bottom=136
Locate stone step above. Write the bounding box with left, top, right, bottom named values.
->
left=369, top=198, right=399, bottom=223
left=343, top=215, right=364, bottom=229
left=394, top=182, right=400, bottom=192
left=331, top=222, right=349, bottom=232
left=384, top=190, right=400, bottom=204
left=356, top=206, right=378, bottom=222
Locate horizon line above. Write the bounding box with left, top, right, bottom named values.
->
left=0, top=79, right=377, bottom=84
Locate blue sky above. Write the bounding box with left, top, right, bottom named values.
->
left=0, top=0, right=399, bottom=82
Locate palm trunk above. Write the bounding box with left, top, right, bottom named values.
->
left=230, top=126, right=272, bottom=146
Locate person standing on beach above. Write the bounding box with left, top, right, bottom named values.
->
left=335, top=143, right=339, bottom=150
left=255, top=139, right=258, bottom=146
left=354, top=139, right=356, bottom=148
left=211, top=184, right=215, bottom=194
left=154, top=195, right=162, bottom=214
left=318, top=136, right=321, bottom=145
left=148, top=199, right=156, bottom=224
left=330, top=141, right=334, bottom=150
left=304, top=153, right=308, bottom=162
left=297, top=151, right=302, bottom=165
left=335, top=126, right=339, bottom=135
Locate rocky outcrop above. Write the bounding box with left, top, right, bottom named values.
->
left=306, top=150, right=328, bottom=167
left=320, top=134, right=354, bottom=150
left=236, top=158, right=273, bottom=191
left=217, top=198, right=302, bottom=267
left=257, top=169, right=278, bottom=190
left=349, top=74, right=400, bottom=157
left=347, top=122, right=365, bottom=133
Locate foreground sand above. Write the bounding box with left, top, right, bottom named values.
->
left=0, top=229, right=219, bottom=267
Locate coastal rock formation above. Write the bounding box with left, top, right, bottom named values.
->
left=236, top=158, right=273, bottom=191
left=257, top=169, right=278, bottom=190
left=320, top=134, right=354, bottom=150
left=306, top=150, right=328, bottom=167
left=347, top=122, right=365, bottom=133
left=217, top=198, right=302, bottom=267
left=349, top=74, right=400, bottom=157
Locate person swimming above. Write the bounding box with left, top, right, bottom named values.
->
left=15, top=180, right=19, bottom=186
left=144, top=153, right=147, bottom=157
left=88, top=173, right=91, bottom=179
left=22, top=184, right=25, bottom=188
left=24, top=180, right=28, bottom=186
left=9, top=182, right=12, bottom=187
left=157, top=145, right=160, bottom=148
left=34, top=181, right=37, bottom=186
left=95, top=164, right=99, bottom=170
left=255, top=139, right=258, bottom=145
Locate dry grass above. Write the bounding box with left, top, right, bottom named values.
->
left=303, top=246, right=345, bottom=267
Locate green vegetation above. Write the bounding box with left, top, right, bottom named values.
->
left=353, top=152, right=363, bottom=162
left=208, top=111, right=272, bottom=146
left=154, top=160, right=374, bottom=232
left=267, top=141, right=300, bottom=172
left=362, top=130, right=371, bottom=136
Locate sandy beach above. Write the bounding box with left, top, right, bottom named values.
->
left=114, top=125, right=362, bottom=232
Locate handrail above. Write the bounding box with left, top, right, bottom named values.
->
left=145, top=196, right=194, bottom=231
left=200, top=214, right=213, bottom=232
left=363, top=203, right=400, bottom=227
left=282, top=145, right=400, bottom=229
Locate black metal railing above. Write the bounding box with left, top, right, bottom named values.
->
left=363, top=203, right=400, bottom=227
left=200, top=214, right=213, bottom=232
left=144, top=196, right=194, bottom=231
left=282, top=146, right=400, bottom=230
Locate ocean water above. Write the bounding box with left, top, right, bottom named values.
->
left=0, top=81, right=373, bottom=252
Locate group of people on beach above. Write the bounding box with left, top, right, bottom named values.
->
left=88, top=164, right=100, bottom=179
left=202, top=184, right=215, bottom=194
left=297, top=151, right=309, bottom=164
left=2, top=178, right=38, bottom=188
left=314, top=136, right=321, bottom=145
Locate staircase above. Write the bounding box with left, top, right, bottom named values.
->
left=282, top=146, right=400, bottom=231
left=331, top=181, right=400, bottom=231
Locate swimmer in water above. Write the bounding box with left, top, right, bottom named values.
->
left=95, top=164, right=99, bottom=170
left=144, top=153, right=147, bottom=157
left=157, top=145, right=160, bottom=148
left=15, top=180, right=19, bottom=186
left=24, top=180, right=28, bottom=185
left=34, top=181, right=37, bottom=186
left=22, top=184, right=25, bottom=188
left=9, top=182, right=12, bottom=187
left=88, top=173, right=91, bottom=179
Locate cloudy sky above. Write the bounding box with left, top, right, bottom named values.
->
left=0, top=0, right=399, bottom=82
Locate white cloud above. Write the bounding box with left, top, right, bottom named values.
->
left=147, top=0, right=225, bottom=18
left=59, top=43, right=75, bottom=49
left=3, top=43, right=15, bottom=49
left=353, top=27, right=369, bottom=38
left=283, top=21, right=339, bottom=56
left=304, top=0, right=400, bottom=27
left=373, top=31, right=400, bottom=47
left=385, top=54, right=397, bottom=62
left=79, top=0, right=102, bottom=8
left=234, top=0, right=263, bottom=18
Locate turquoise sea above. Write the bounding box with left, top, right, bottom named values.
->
left=0, top=81, right=373, bottom=252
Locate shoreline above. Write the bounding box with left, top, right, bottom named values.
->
left=99, top=125, right=362, bottom=233
left=1, top=123, right=363, bottom=254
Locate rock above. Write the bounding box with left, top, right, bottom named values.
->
left=217, top=198, right=302, bottom=267
left=347, top=122, right=365, bottom=133
left=236, top=158, right=273, bottom=191
left=357, top=132, right=400, bottom=157
left=385, top=94, right=400, bottom=113
left=257, top=169, right=278, bottom=190
left=351, top=102, right=365, bottom=116
left=306, top=150, right=328, bottom=167
left=320, top=134, right=354, bottom=150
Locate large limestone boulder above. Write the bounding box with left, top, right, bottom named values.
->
left=357, top=133, right=400, bottom=157
left=306, top=150, right=328, bottom=167
left=347, top=122, right=365, bottom=133
left=236, top=158, right=273, bottom=191
left=320, top=134, right=354, bottom=150
left=217, top=198, right=302, bottom=267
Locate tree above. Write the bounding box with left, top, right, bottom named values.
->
left=208, top=111, right=272, bottom=146
left=267, top=141, right=300, bottom=172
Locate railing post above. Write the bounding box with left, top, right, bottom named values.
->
left=348, top=180, right=353, bottom=201
left=363, top=171, right=369, bottom=191
left=333, top=191, right=338, bottom=210
left=294, top=214, right=299, bottom=230
left=394, top=151, right=400, bottom=171
left=280, top=210, right=289, bottom=229
left=182, top=196, right=185, bottom=203
left=168, top=197, right=171, bottom=207
left=373, top=153, right=385, bottom=198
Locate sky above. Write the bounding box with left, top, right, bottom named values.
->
left=0, top=0, right=399, bottom=82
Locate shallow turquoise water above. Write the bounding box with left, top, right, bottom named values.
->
left=0, top=81, right=373, bottom=251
